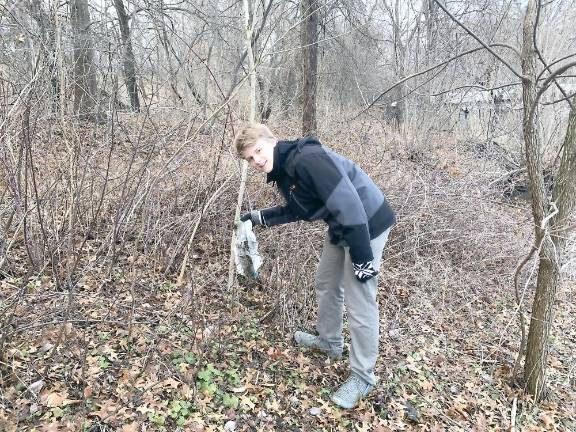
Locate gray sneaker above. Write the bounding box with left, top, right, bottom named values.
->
left=331, top=374, right=374, bottom=409
left=293, top=331, right=342, bottom=359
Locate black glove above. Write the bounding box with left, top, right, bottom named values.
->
left=353, top=261, right=378, bottom=283
left=240, top=210, right=265, bottom=226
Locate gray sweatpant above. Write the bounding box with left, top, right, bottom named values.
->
left=315, top=228, right=391, bottom=386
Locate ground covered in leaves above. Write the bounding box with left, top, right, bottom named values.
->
left=1, top=117, right=575, bottom=431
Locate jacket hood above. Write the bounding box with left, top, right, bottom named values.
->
left=266, top=137, right=321, bottom=183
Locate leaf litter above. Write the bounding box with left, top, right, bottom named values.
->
left=0, top=118, right=574, bottom=431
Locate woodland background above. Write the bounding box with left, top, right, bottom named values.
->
left=0, top=0, right=575, bottom=431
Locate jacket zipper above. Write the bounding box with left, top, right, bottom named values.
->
left=290, top=191, right=308, bottom=213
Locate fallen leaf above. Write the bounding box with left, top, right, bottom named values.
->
left=161, top=377, right=180, bottom=389
left=121, top=422, right=139, bottom=432
left=373, top=425, right=393, bottom=432
left=229, top=386, right=246, bottom=393
left=90, top=399, right=122, bottom=421
left=39, top=422, right=61, bottom=432
left=309, top=407, right=321, bottom=416
left=404, top=400, right=421, bottom=423
left=419, top=379, right=434, bottom=391
left=354, top=422, right=372, bottom=432
left=40, top=391, right=81, bottom=408
left=240, top=395, right=255, bottom=410
left=473, top=412, right=488, bottom=432
left=540, top=413, right=554, bottom=429
left=26, top=379, right=45, bottom=396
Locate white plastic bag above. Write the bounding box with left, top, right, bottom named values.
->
left=234, top=220, right=262, bottom=279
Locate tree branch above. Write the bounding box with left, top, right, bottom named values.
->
left=533, top=0, right=573, bottom=110
left=541, top=90, right=576, bottom=106
left=528, top=60, right=576, bottom=127
left=354, top=44, right=519, bottom=117
left=432, top=0, right=525, bottom=80
left=431, top=82, right=522, bottom=97
left=536, top=52, right=576, bottom=82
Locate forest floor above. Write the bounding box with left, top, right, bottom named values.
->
left=0, top=117, right=575, bottom=431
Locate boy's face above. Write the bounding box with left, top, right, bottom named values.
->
left=241, top=137, right=276, bottom=173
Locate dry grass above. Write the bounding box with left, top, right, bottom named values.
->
left=0, top=112, right=574, bottom=430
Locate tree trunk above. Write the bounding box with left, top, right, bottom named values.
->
left=552, top=108, right=576, bottom=234
left=301, top=0, right=319, bottom=136
left=391, top=0, right=405, bottom=130
left=113, top=0, right=140, bottom=112
left=381, top=0, right=407, bottom=130
left=70, top=0, right=99, bottom=121
left=154, top=0, right=182, bottom=105
left=522, top=0, right=575, bottom=400
left=424, top=0, right=438, bottom=65
left=30, top=0, right=60, bottom=113
left=227, top=0, right=257, bottom=290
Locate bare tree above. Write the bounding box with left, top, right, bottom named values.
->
left=521, top=0, right=576, bottom=399
left=228, top=0, right=258, bottom=290
left=384, top=0, right=576, bottom=399
left=70, top=0, right=99, bottom=121
left=301, top=0, right=319, bottom=135
left=113, top=0, right=140, bottom=111
left=29, top=0, right=60, bottom=112
left=70, top=0, right=97, bottom=119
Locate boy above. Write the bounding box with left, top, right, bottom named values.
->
left=235, top=123, right=395, bottom=408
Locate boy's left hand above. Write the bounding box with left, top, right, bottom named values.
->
left=240, top=210, right=264, bottom=226
left=353, top=261, right=378, bottom=283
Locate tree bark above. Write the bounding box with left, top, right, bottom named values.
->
left=228, top=0, right=257, bottom=290
left=522, top=0, right=575, bottom=400
left=301, top=0, right=319, bottom=136
left=424, top=0, right=438, bottom=61
left=154, top=0, right=182, bottom=105
left=391, top=0, right=405, bottom=130
left=113, top=0, right=140, bottom=112
left=70, top=0, right=99, bottom=121
left=552, top=107, right=576, bottom=234
left=29, top=0, right=60, bottom=112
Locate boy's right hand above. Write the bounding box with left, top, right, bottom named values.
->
left=240, top=210, right=264, bottom=226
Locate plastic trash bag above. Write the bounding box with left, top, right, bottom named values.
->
left=234, top=220, right=262, bottom=279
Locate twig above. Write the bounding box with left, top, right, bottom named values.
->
left=354, top=43, right=519, bottom=118
left=535, top=52, right=576, bottom=82
left=540, top=202, right=558, bottom=230
left=432, top=82, right=522, bottom=97
left=177, top=175, right=233, bottom=284
left=3, top=318, right=151, bottom=339
left=533, top=0, right=573, bottom=110
left=488, top=168, right=526, bottom=187
left=432, top=0, right=524, bottom=80
left=527, top=61, right=576, bottom=128
left=511, top=244, right=538, bottom=381
left=511, top=397, right=518, bottom=431
left=542, top=90, right=576, bottom=106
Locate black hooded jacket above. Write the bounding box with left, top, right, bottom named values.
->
left=260, top=137, right=395, bottom=264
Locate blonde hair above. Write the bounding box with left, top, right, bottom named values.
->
left=234, top=123, right=276, bottom=155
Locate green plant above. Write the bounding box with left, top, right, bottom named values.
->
left=160, top=281, right=176, bottom=292
left=197, top=363, right=222, bottom=396
left=168, top=399, right=194, bottom=426
left=147, top=411, right=166, bottom=426
left=171, top=351, right=198, bottom=371
left=225, top=368, right=241, bottom=386
left=97, top=356, right=110, bottom=370
left=222, top=393, right=239, bottom=409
